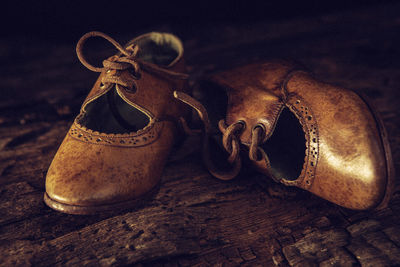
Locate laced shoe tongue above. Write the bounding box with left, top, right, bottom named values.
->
left=208, top=62, right=297, bottom=144
left=73, top=31, right=191, bottom=135
left=76, top=31, right=188, bottom=96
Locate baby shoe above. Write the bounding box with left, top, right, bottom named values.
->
left=44, top=31, right=190, bottom=214
left=199, top=60, right=394, bottom=210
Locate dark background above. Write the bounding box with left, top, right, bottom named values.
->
left=1, top=0, right=397, bottom=112
left=2, top=0, right=395, bottom=42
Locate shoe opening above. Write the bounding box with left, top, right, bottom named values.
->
left=134, top=32, right=182, bottom=66
left=197, top=80, right=228, bottom=131
left=78, top=88, right=150, bottom=134
left=261, top=108, right=306, bottom=181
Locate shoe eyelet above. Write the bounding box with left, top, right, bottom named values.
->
left=128, top=68, right=142, bottom=80
left=235, top=120, right=246, bottom=130
left=252, top=123, right=266, bottom=132
left=124, top=83, right=137, bottom=94
left=135, top=71, right=142, bottom=80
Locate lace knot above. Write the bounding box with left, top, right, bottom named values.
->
left=219, top=120, right=244, bottom=164
left=76, top=31, right=188, bottom=92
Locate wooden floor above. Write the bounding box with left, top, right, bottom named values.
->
left=1, top=3, right=400, bottom=266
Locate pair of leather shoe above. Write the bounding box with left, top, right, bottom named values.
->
left=44, top=32, right=394, bottom=214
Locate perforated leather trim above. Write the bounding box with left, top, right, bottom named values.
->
left=283, top=95, right=320, bottom=190
left=69, top=120, right=162, bottom=147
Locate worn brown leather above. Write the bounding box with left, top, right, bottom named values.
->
left=44, top=32, right=190, bottom=214
left=210, top=60, right=394, bottom=210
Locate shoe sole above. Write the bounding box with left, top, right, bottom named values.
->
left=356, top=92, right=395, bottom=210
left=43, top=184, right=160, bottom=215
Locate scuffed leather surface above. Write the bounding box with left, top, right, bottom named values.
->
left=46, top=121, right=174, bottom=206
left=285, top=72, right=387, bottom=209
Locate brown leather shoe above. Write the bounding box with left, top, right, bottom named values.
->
left=44, top=31, right=190, bottom=215
left=202, top=60, right=394, bottom=210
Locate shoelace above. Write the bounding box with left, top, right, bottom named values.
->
left=218, top=119, right=267, bottom=178
left=76, top=31, right=189, bottom=92
left=174, top=92, right=268, bottom=181
left=173, top=91, right=242, bottom=180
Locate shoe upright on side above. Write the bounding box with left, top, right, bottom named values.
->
left=208, top=60, right=394, bottom=210
left=44, top=31, right=190, bottom=215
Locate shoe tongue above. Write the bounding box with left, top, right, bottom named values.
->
left=131, top=32, right=182, bottom=66
left=227, top=87, right=284, bottom=144
left=210, top=62, right=292, bottom=144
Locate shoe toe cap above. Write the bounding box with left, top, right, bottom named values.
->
left=45, top=132, right=168, bottom=207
